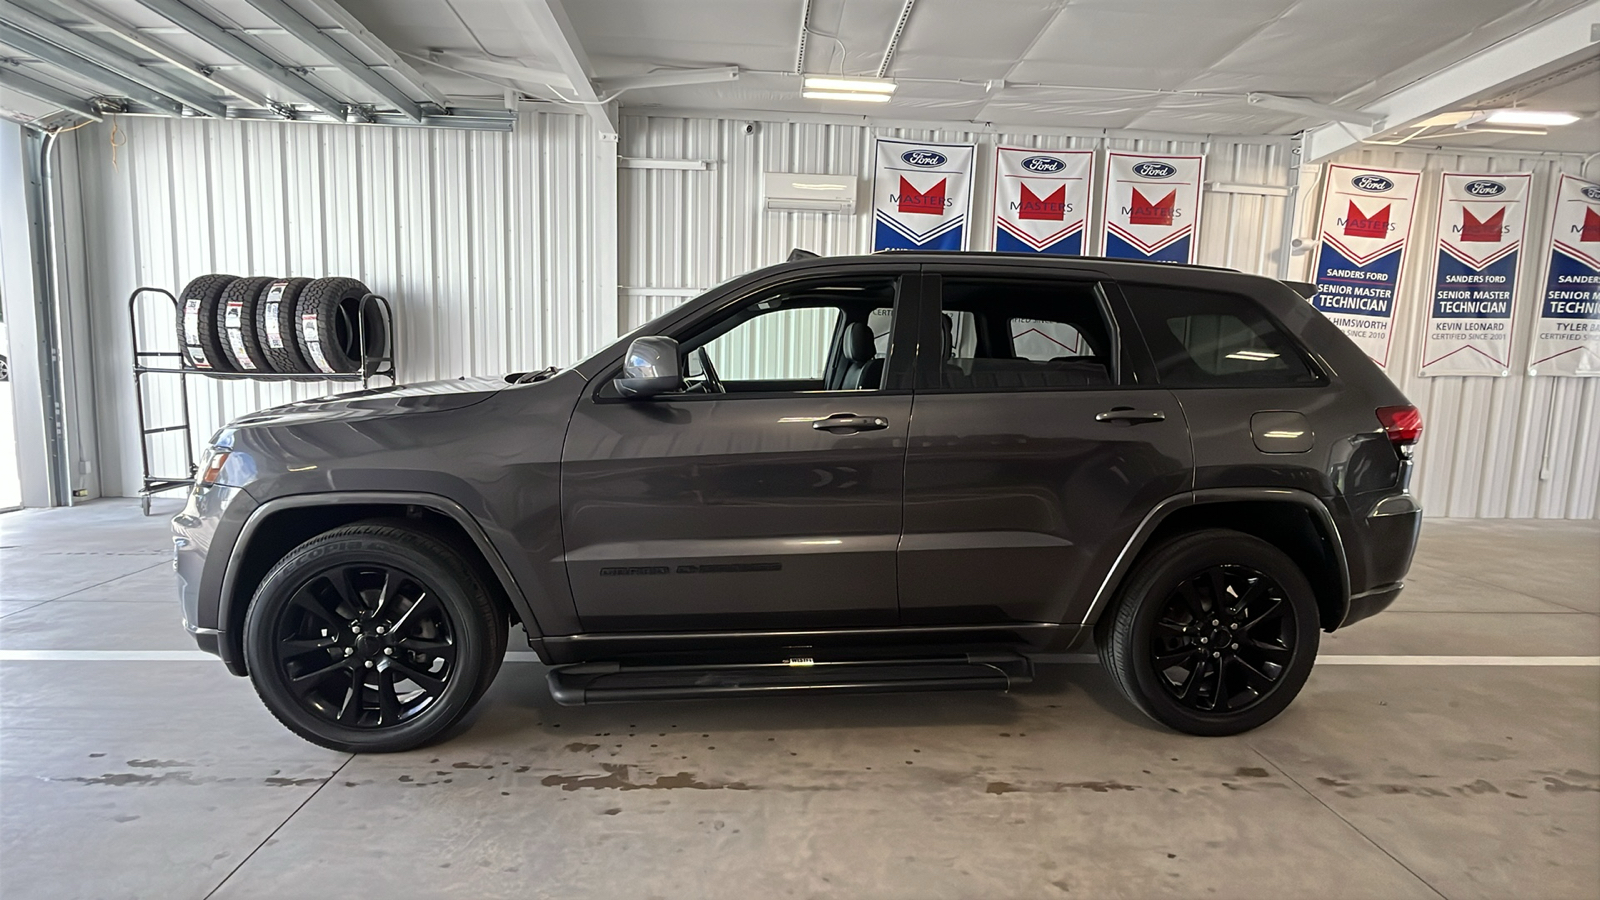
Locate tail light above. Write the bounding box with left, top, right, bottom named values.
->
left=1376, top=405, right=1422, bottom=451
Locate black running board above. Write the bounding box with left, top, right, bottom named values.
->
left=546, top=653, right=1034, bottom=706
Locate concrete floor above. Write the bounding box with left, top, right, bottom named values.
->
left=1, top=500, right=1596, bottom=900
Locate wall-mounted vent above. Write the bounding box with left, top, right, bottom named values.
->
left=763, top=173, right=857, bottom=213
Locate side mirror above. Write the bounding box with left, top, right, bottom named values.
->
left=615, top=336, right=685, bottom=399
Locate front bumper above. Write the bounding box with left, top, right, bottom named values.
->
left=173, top=482, right=256, bottom=669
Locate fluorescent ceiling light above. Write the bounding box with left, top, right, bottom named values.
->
left=802, top=90, right=891, bottom=103
left=1484, top=109, right=1579, bottom=126
left=802, top=76, right=896, bottom=94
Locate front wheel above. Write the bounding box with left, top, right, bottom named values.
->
left=1097, top=529, right=1320, bottom=736
left=243, top=524, right=506, bottom=753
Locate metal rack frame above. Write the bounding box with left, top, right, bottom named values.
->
left=128, top=286, right=396, bottom=514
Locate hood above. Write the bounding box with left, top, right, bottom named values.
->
left=227, top=375, right=509, bottom=429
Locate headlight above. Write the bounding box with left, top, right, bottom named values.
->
left=197, top=447, right=231, bottom=485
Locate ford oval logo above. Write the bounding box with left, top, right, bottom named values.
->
left=1131, top=161, right=1176, bottom=179
left=1352, top=175, right=1394, bottom=193
left=901, top=150, right=947, bottom=168
left=1464, top=180, right=1506, bottom=197
left=1583, top=185, right=1600, bottom=201
left=1020, top=155, right=1065, bottom=174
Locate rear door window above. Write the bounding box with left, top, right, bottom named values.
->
left=1121, top=283, right=1319, bottom=387
left=925, top=276, right=1117, bottom=390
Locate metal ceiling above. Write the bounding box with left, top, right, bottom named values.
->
left=1, top=1, right=1595, bottom=142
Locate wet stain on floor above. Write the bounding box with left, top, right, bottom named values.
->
left=985, top=780, right=1138, bottom=795
left=540, top=763, right=751, bottom=792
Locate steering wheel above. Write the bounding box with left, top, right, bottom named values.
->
left=696, top=347, right=725, bottom=393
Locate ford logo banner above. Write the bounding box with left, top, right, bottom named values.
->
left=1131, top=161, right=1176, bottom=179
left=1351, top=175, right=1395, bottom=193
left=1020, top=155, right=1065, bottom=174
left=1583, top=185, right=1600, bottom=201
left=1464, top=180, right=1506, bottom=197
left=901, top=150, right=947, bottom=168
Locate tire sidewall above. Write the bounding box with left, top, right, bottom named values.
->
left=243, top=534, right=488, bottom=753
left=1118, top=532, right=1320, bottom=736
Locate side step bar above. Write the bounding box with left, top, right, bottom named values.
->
left=547, top=653, right=1034, bottom=706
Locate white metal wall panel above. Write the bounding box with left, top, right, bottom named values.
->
left=617, top=113, right=1293, bottom=326
left=72, top=108, right=597, bottom=497
left=1289, top=148, right=1598, bottom=519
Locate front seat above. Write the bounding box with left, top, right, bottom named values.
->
left=834, top=321, right=883, bottom=390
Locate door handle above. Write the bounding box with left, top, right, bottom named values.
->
left=1095, top=407, right=1166, bottom=424
left=813, top=414, right=890, bottom=433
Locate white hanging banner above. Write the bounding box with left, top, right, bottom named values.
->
left=1528, top=174, right=1600, bottom=377
left=992, top=147, right=1094, bottom=255
left=871, top=138, right=975, bottom=251
left=1309, top=164, right=1422, bottom=369
left=1419, top=172, right=1533, bottom=377
left=1098, top=152, right=1204, bottom=264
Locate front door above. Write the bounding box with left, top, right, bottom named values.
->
left=898, top=269, right=1193, bottom=627
left=561, top=271, right=918, bottom=632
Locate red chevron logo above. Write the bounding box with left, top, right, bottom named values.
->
left=1126, top=188, right=1175, bottom=226
left=1017, top=183, right=1066, bottom=221
left=1582, top=207, right=1600, bottom=242
left=1459, top=207, right=1505, bottom=242
left=1343, top=201, right=1391, bottom=239
left=897, top=177, right=947, bottom=215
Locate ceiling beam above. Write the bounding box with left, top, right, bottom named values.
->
left=598, top=66, right=738, bottom=92
left=43, top=0, right=275, bottom=110
left=290, top=0, right=448, bottom=109
left=2, top=2, right=226, bottom=117
left=129, top=0, right=350, bottom=119
left=876, top=0, right=917, bottom=78
left=0, top=65, right=102, bottom=120
left=425, top=50, right=571, bottom=90
left=239, top=0, right=421, bottom=121
left=0, top=22, right=184, bottom=116
left=794, top=0, right=813, bottom=74
left=518, top=0, right=615, bottom=136
left=1303, top=1, right=1600, bottom=161
left=1246, top=92, right=1385, bottom=129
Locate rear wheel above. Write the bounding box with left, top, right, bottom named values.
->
left=1097, top=529, right=1319, bottom=736
left=243, top=524, right=506, bottom=753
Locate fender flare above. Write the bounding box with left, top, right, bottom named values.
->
left=1076, top=487, right=1351, bottom=629
left=218, top=491, right=540, bottom=674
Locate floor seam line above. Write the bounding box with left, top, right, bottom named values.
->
left=3, top=559, right=176, bottom=609
left=201, top=754, right=355, bottom=900
left=1247, top=744, right=1449, bottom=900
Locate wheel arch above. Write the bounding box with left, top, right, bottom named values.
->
left=1081, top=489, right=1351, bottom=633
left=217, top=492, right=537, bottom=676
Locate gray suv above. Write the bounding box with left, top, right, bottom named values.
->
left=173, top=253, right=1423, bottom=753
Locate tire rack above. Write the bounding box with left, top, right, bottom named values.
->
left=128, top=286, right=396, bottom=515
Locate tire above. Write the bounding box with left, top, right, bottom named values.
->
left=216, top=276, right=276, bottom=373
left=175, top=274, right=239, bottom=372
left=295, top=277, right=388, bottom=375
left=252, top=277, right=314, bottom=374
left=242, top=524, right=507, bottom=753
left=1096, top=529, right=1320, bottom=736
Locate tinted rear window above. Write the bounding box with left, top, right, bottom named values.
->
left=1121, top=284, right=1319, bottom=387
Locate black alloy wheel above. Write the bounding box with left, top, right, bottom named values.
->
left=1097, top=529, right=1319, bottom=736
left=244, top=523, right=506, bottom=753
left=1149, top=564, right=1294, bottom=714
left=273, top=562, right=458, bottom=729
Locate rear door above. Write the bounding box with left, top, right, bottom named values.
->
left=898, top=267, right=1193, bottom=627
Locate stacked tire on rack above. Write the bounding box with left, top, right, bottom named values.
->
left=176, top=275, right=389, bottom=375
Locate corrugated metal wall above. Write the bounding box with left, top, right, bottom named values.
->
left=73, top=108, right=599, bottom=497
left=1288, top=148, right=1598, bottom=519
left=617, top=114, right=1295, bottom=328
left=66, top=107, right=1593, bottom=517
